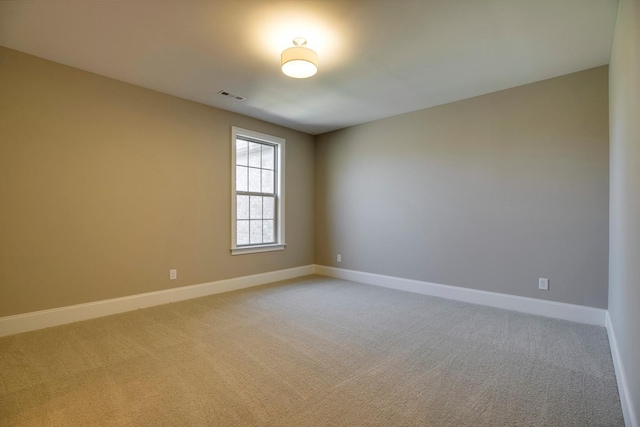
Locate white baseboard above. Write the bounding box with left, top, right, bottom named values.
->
left=0, top=265, right=315, bottom=338
left=606, top=312, right=638, bottom=427
left=314, top=265, right=607, bottom=326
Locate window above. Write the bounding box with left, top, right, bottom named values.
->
left=231, top=127, right=285, bottom=255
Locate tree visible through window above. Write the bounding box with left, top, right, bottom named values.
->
left=231, top=127, right=285, bottom=255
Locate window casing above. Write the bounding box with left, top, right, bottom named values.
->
left=231, top=127, right=285, bottom=255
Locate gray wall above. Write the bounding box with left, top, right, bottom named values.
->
left=609, top=0, right=640, bottom=423
left=315, top=66, right=609, bottom=308
left=0, top=47, right=315, bottom=317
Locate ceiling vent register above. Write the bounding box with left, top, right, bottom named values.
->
left=218, top=90, right=246, bottom=101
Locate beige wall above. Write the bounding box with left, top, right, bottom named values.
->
left=609, top=0, right=640, bottom=423
left=315, top=66, right=609, bottom=308
left=0, top=45, right=613, bottom=316
left=0, top=47, right=315, bottom=317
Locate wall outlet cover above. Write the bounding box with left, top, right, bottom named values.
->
left=538, top=278, right=549, bottom=290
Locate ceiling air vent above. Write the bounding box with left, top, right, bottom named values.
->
left=217, top=90, right=246, bottom=101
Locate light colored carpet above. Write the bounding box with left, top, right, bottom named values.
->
left=0, top=275, right=623, bottom=426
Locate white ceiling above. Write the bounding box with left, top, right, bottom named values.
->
left=0, top=0, right=619, bottom=135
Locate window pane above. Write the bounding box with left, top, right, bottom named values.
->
left=236, top=139, right=248, bottom=166
left=248, top=142, right=261, bottom=168
left=262, top=145, right=274, bottom=170
left=263, top=196, right=274, bottom=219
left=237, top=195, right=249, bottom=219
left=237, top=220, right=249, bottom=245
left=236, top=166, right=248, bottom=191
left=250, top=196, right=262, bottom=219
left=263, top=220, right=274, bottom=243
left=250, top=220, right=262, bottom=244
left=261, top=170, right=274, bottom=194
left=248, top=168, right=261, bottom=192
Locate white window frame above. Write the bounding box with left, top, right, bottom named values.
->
left=231, top=127, right=286, bottom=255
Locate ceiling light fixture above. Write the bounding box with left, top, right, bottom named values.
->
left=281, top=37, right=318, bottom=79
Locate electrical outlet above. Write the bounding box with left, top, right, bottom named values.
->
left=337, top=254, right=342, bottom=263
left=538, top=278, right=549, bottom=290
left=170, top=269, right=177, bottom=280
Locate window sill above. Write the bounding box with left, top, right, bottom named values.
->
left=231, top=244, right=286, bottom=256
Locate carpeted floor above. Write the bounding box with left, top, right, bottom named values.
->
left=0, top=275, right=624, bottom=426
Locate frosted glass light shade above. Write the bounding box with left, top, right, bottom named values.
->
left=281, top=46, right=318, bottom=78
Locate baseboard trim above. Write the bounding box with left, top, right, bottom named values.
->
left=606, top=312, right=638, bottom=427
left=0, top=265, right=315, bottom=338
left=314, top=265, right=606, bottom=326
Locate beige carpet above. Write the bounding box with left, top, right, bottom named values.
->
left=0, top=275, right=624, bottom=426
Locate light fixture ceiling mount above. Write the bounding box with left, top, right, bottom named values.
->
left=281, top=37, right=318, bottom=79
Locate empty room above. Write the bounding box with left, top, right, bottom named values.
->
left=1, top=0, right=638, bottom=426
